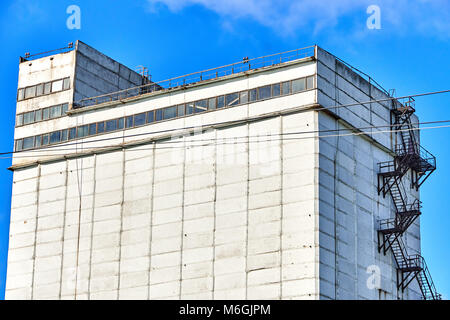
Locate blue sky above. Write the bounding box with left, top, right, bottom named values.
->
left=0, top=0, right=449, bottom=299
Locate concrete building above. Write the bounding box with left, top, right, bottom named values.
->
left=5, top=41, right=440, bottom=300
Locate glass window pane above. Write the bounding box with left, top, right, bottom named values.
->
left=89, top=123, right=97, bottom=135
left=194, top=100, right=207, bottom=113
left=282, top=81, right=290, bottom=95
left=42, top=134, right=49, bottom=145
left=43, top=108, right=50, bottom=120
left=225, top=93, right=239, bottom=106
left=50, top=105, right=62, bottom=118
left=52, top=80, right=63, bottom=92
left=77, top=125, right=88, bottom=138
left=125, top=116, right=133, bottom=128
left=36, top=84, right=44, bottom=96
left=163, top=106, right=177, bottom=119
left=97, top=122, right=105, bottom=133
left=258, top=85, right=271, bottom=100
left=68, top=128, right=76, bottom=140
left=292, top=78, right=306, bottom=93
left=249, top=89, right=257, bottom=102
left=23, top=137, right=34, bottom=150
left=63, top=78, right=70, bottom=90
left=306, top=76, right=314, bottom=89
left=61, top=129, right=68, bottom=141
left=25, top=86, right=36, bottom=99
left=62, top=103, right=69, bottom=114
left=186, top=103, right=194, bottom=115
left=106, top=119, right=117, bottom=132
left=208, top=98, right=216, bottom=110
left=217, top=96, right=225, bottom=108
left=23, top=111, right=34, bottom=125
left=35, top=109, right=42, bottom=122
left=50, top=131, right=61, bottom=144
left=16, top=139, right=23, bottom=151
left=146, top=112, right=154, bottom=123
left=155, top=109, right=163, bottom=121
left=118, top=118, right=125, bottom=129
left=16, top=114, right=23, bottom=126
left=272, top=83, right=281, bottom=97
left=240, top=91, right=248, bottom=104
left=35, top=135, right=42, bottom=147
left=177, top=105, right=185, bottom=117
left=44, top=83, right=51, bottom=94
left=134, top=113, right=146, bottom=126
left=17, top=89, right=25, bottom=101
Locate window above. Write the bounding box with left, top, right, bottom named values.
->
left=126, top=116, right=133, bottom=128
left=23, top=137, right=34, bottom=150
left=217, top=96, right=225, bottom=109
left=88, top=123, right=97, bottom=135
left=23, top=111, right=34, bottom=125
left=77, top=125, right=88, bottom=138
left=194, top=100, right=207, bottom=113
left=147, top=111, right=154, bottom=123
left=163, top=106, right=177, bottom=119
left=35, top=109, right=42, bottom=122
left=155, top=109, right=163, bottom=121
left=15, top=139, right=23, bottom=151
left=225, top=93, right=239, bottom=106
left=36, top=84, right=44, bottom=96
left=44, top=82, right=51, bottom=95
left=258, top=85, right=271, bottom=100
left=43, top=108, right=50, bottom=120
left=306, top=76, right=314, bottom=89
left=282, top=81, right=290, bottom=95
left=50, top=105, right=62, bottom=118
left=186, top=103, right=194, bottom=115
left=16, top=114, right=23, bottom=126
left=134, top=113, right=146, bottom=126
left=106, top=119, right=117, bottom=132
left=42, top=134, right=50, bottom=145
left=61, top=129, right=68, bottom=142
left=177, top=105, right=185, bottom=117
left=272, top=83, right=281, bottom=97
left=63, top=78, right=70, bottom=90
left=208, top=98, right=216, bottom=110
left=62, top=103, right=69, bottom=114
left=249, top=89, right=257, bottom=102
left=292, top=78, right=306, bottom=93
left=50, top=131, right=61, bottom=144
left=52, top=80, right=63, bottom=92
left=240, top=91, right=248, bottom=104
left=97, top=122, right=105, bottom=133
left=68, top=128, right=76, bottom=140
left=17, top=89, right=25, bottom=101
left=35, top=135, right=42, bottom=147
left=25, top=86, right=36, bottom=99
left=118, top=118, right=125, bottom=129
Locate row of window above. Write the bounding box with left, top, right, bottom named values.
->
left=16, top=103, right=69, bottom=127
left=17, top=77, right=71, bottom=101
left=15, top=75, right=315, bottom=151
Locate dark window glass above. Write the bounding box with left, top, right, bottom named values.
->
left=50, top=131, right=61, bottom=144
left=258, top=85, right=271, bottom=100
left=146, top=112, right=154, bottom=123
left=43, top=108, right=50, bottom=120
left=36, top=84, right=44, bottom=96
left=282, top=81, right=290, bottom=95
left=217, top=96, right=225, bottom=108
left=134, top=113, right=146, bottom=126
left=177, top=105, right=185, bottom=117
left=240, top=91, right=248, bottom=104
left=16, top=139, right=23, bottom=151
left=61, top=129, right=68, bottom=141
left=292, top=78, right=306, bottom=93
left=155, top=109, right=163, bottom=121
left=50, top=105, right=62, bottom=118
left=16, top=114, right=23, bottom=126
left=194, top=100, right=207, bottom=113
left=97, top=122, right=105, bottom=133
left=23, top=137, right=34, bottom=150
left=35, top=109, right=42, bottom=122
left=225, top=93, right=239, bottom=106
left=25, top=86, right=36, bottom=99
left=186, top=103, right=194, bottom=115
left=249, top=89, right=257, bottom=102
left=68, top=128, right=76, bottom=140
left=208, top=98, right=216, bottom=110
left=106, top=119, right=117, bottom=132
left=164, top=106, right=177, bottom=119
left=118, top=118, right=125, bottom=129
left=306, top=76, right=315, bottom=89
left=23, top=111, right=34, bottom=125
left=42, top=134, right=50, bottom=145
left=17, top=89, right=25, bottom=101
left=88, top=123, right=97, bottom=135
left=272, top=83, right=281, bottom=97
left=77, top=125, right=88, bottom=138
left=35, top=135, right=42, bottom=147
left=44, top=83, right=51, bottom=95
left=63, top=78, right=70, bottom=90
left=126, top=116, right=133, bottom=128
left=62, top=103, right=69, bottom=114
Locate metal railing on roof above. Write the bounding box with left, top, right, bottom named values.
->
left=73, top=45, right=316, bottom=108
left=20, top=43, right=75, bottom=63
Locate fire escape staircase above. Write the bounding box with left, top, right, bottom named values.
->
left=377, top=97, right=440, bottom=300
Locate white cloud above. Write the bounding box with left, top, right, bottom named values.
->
left=146, top=0, right=450, bottom=38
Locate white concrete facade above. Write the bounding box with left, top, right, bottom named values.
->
left=6, top=44, right=423, bottom=299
